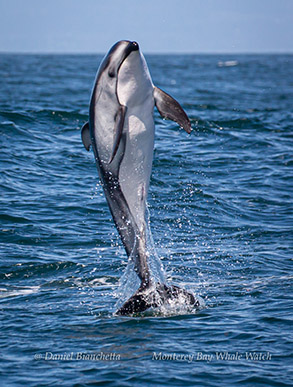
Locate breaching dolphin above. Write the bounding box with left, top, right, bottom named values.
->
left=81, top=40, right=198, bottom=315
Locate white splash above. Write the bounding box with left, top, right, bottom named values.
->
left=0, top=285, right=40, bottom=299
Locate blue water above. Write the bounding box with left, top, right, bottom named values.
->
left=0, top=53, right=292, bottom=386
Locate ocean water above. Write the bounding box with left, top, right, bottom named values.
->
left=0, top=53, right=292, bottom=386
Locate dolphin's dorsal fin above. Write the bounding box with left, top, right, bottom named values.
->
left=154, top=86, right=192, bottom=134
left=109, top=105, right=127, bottom=164
left=81, top=122, right=91, bottom=151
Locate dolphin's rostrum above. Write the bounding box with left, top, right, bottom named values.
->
left=81, top=40, right=198, bottom=315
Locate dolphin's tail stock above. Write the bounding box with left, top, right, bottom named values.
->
left=115, top=281, right=199, bottom=316
left=115, top=224, right=199, bottom=315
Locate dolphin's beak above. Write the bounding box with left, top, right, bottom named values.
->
left=125, top=41, right=139, bottom=56
left=130, top=41, right=139, bottom=51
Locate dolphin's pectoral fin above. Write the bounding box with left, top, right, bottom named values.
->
left=115, top=283, right=199, bottom=315
left=81, top=122, right=91, bottom=151
left=154, top=86, right=192, bottom=134
left=109, top=105, right=127, bottom=164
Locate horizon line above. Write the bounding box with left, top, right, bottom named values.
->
left=0, top=50, right=292, bottom=56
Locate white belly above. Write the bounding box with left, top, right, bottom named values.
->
left=119, top=105, right=155, bottom=231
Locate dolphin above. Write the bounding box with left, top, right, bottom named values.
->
left=81, top=40, right=199, bottom=315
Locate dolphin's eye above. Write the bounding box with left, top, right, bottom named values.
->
left=108, top=70, right=115, bottom=78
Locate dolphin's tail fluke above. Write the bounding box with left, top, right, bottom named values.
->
left=115, top=282, right=199, bottom=316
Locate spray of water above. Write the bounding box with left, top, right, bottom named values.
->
left=115, top=207, right=165, bottom=307
left=114, top=206, right=204, bottom=315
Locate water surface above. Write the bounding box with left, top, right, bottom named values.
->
left=0, top=53, right=292, bottom=386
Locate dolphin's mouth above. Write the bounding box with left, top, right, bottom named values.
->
left=118, top=41, right=139, bottom=71
left=108, top=41, right=139, bottom=79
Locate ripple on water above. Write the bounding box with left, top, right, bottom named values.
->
left=0, top=53, right=292, bottom=386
